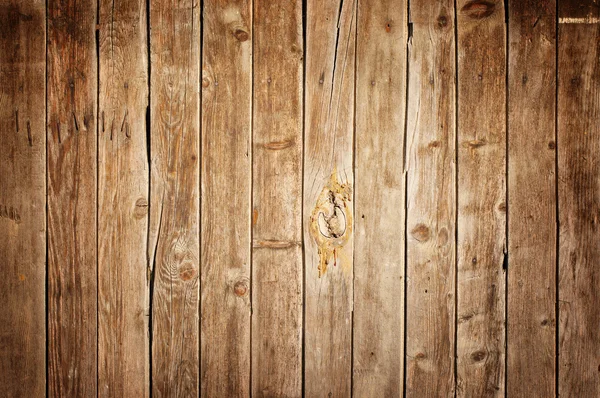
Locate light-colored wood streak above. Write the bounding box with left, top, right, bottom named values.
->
left=406, top=1, right=456, bottom=396
left=252, top=0, right=304, bottom=395
left=98, top=0, right=149, bottom=396
left=201, top=0, right=252, bottom=396
left=47, top=0, right=98, bottom=396
left=558, top=1, right=600, bottom=395
left=304, top=0, right=356, bottom=396
left=456, top=0, right=506, bottom=396
left=507, top=1, right=556, bottom=396
left=0, top=1, right=46, bottom=397
left=149, top=0, right=200, bottom=395
left=354, top=0, right=407, bottom=395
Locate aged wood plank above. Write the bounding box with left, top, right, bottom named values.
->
left=558, top=1, right=600, bottom=395
left=148, top=0, right=200, bottom=395
left=507, top=1, right=556, bottom=396
left=200, top=0, right=252, bottom=396
left=405, top=1, right=456, bottom=396
left=304, top=0, right=355, bottom=396
left=47, top=0, right=98, bottom=395
left=0, top=1, right=46, bottom=396
left=455, top=0, right=506, bottom=396
left=354, top=0, right=407, bottom=395
left=97, top=0, right=149, bottom=396
left=252, top=0, right=303, bottom=395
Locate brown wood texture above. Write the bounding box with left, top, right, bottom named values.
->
left=507, top=1, right=556, bottom=396
left=405, top=1, right=456, bottom=396
left=304, top=0, right=355, bottom=396
left=47, top=0, right=98, bottom=396
left=455, top=0, right=506, bottom=396
left=354, top=0, right=407, bottom=395
left=97, top=0, right=149, bottom=396
left=200, top=0, right=252, bottom=396
left=0, top=1, right=46, bottom=396
left=251, top=0, right=304, bottom=395
left=558, top=1, right=600, bottom=395
left=148, top=0, right=200, bottom=395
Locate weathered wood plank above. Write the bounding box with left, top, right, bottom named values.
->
left=149, top=0, right=200, bottom=395
left=200, top=0, right=252, bottom=396
left=354, top=0, right=407, bottom=395
left=252, top=0, right=303, bottom=395
left=304, top=0, right=355, bottom=396
left=507, top=1, right=556, bottom=396
left=455, top=0, right=506, bottom=396
left=405, top=1, right=456, bottom=396
left=558, top=1, right=600, bottom=395
left=97, top=0, right=149, bottom=396
left=47, top=0, right=98, bottom=396
left=0, top=1, right=46, bottom=396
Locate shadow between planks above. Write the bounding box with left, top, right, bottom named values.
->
left=0, top=0, right=599, bottom=396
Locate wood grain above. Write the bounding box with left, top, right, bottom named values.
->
left=558, top=1, right=600, bottom=395
left=200, top=0, right=252, bottom=396
left=455, top=0, right=506, bottom=396
left=303, top=0, right=355, bottom=396
left=354, top=0, right=407, bottom=395
left=149, top=0, right=200, bottom=395
left=97, top=0, right=149, bottom=396
left=405, top=1, right=456, bottom=396
left=507, top=1, right=556, bottom=396
left=0, top=1, right=46, bottom=397
left=47, top=0, right=98, bottom=395
left=252, top=0, right=303, bottom=395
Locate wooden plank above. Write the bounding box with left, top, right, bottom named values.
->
left=47, top=0, right=98, bottom=395
left=97, top=0, right=149, bottom=396
left=507, top=1, right=556, bottom=396
left=0, top=1, right=46, bottom=396
left=304, top=0, right=355, bottom=395
left=455, top=0, right=506, bottom=396
left=148, top=0, right=200, bottom=395
left=558, top=1, right=600, bottom=395
left=200, top=0, right=252, bottom=395
left=405, top=1, right=456, bottom=396
left=353, top=0, right=407, bottom=395
left=251, top=0, right=303, bottom=395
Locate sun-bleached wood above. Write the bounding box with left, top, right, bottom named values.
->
left=456, top=0, right=506, bottom=396
left=252, top=0, right=303, bottom=395
left=304, top=0, right=356, bottom=395
left=0, top=1, right=46, bottom=396
left=354, top=0, right=407, bottom=395
left=47, top=0, right=98, bottom=395
left=507, top=1, right=556, bottom=396
left=149, top=0, right=200, bottom=395
left=201, top=0, right=252, bottom=395
left=98, top=0, right=149, bottom=396
left=406, top=1, right=456, bottom=396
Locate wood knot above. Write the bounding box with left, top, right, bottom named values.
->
left=415, top=352, right=426, bottom=359
left=428, top=140, right=441, bottom=148
left=471, top=350, right=487, bottom=362
left=464, top=139, right=487, bottom=149
left=411, top=224, right=430, bottom=242
left=497, top=202, right=506, bottom=212
left=134, top=198, right=149, bottom=219
left=234, top=28, right=249, bottom=42
left=461, top=1, right=495, bottom=19
left=179, top=266, right=196, bottom=281
left=202, top=77, right=210, bottom=88
left=234, top=280, right=248, bottom=297
left=437, top=15, right=448, bottom=28
left=548, top=141, right=556, bottom=150
left=385, top=22, right=392, bottom=32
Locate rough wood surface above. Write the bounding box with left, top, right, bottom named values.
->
left=405, top=1, right=456, bottom=396
left=251, top=0, right=303, bottom=395
left=354, top=0, right=407, bottom=395
left=558, top=1, right=600, bottom=395
left=97, top=0, right=149, bottom=396
left=507, top=1, right=556, bottom=396
left=0, top=1, right=46, bottom=397
left=47, top=0, right=98, bottom=395
left=201, top=0, right=252, bottom=396
left=304, top=0, right=355, bottom=396
left=455, top=0, right=506, bottom=396
left=148, top=0, right=200, bottom=395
